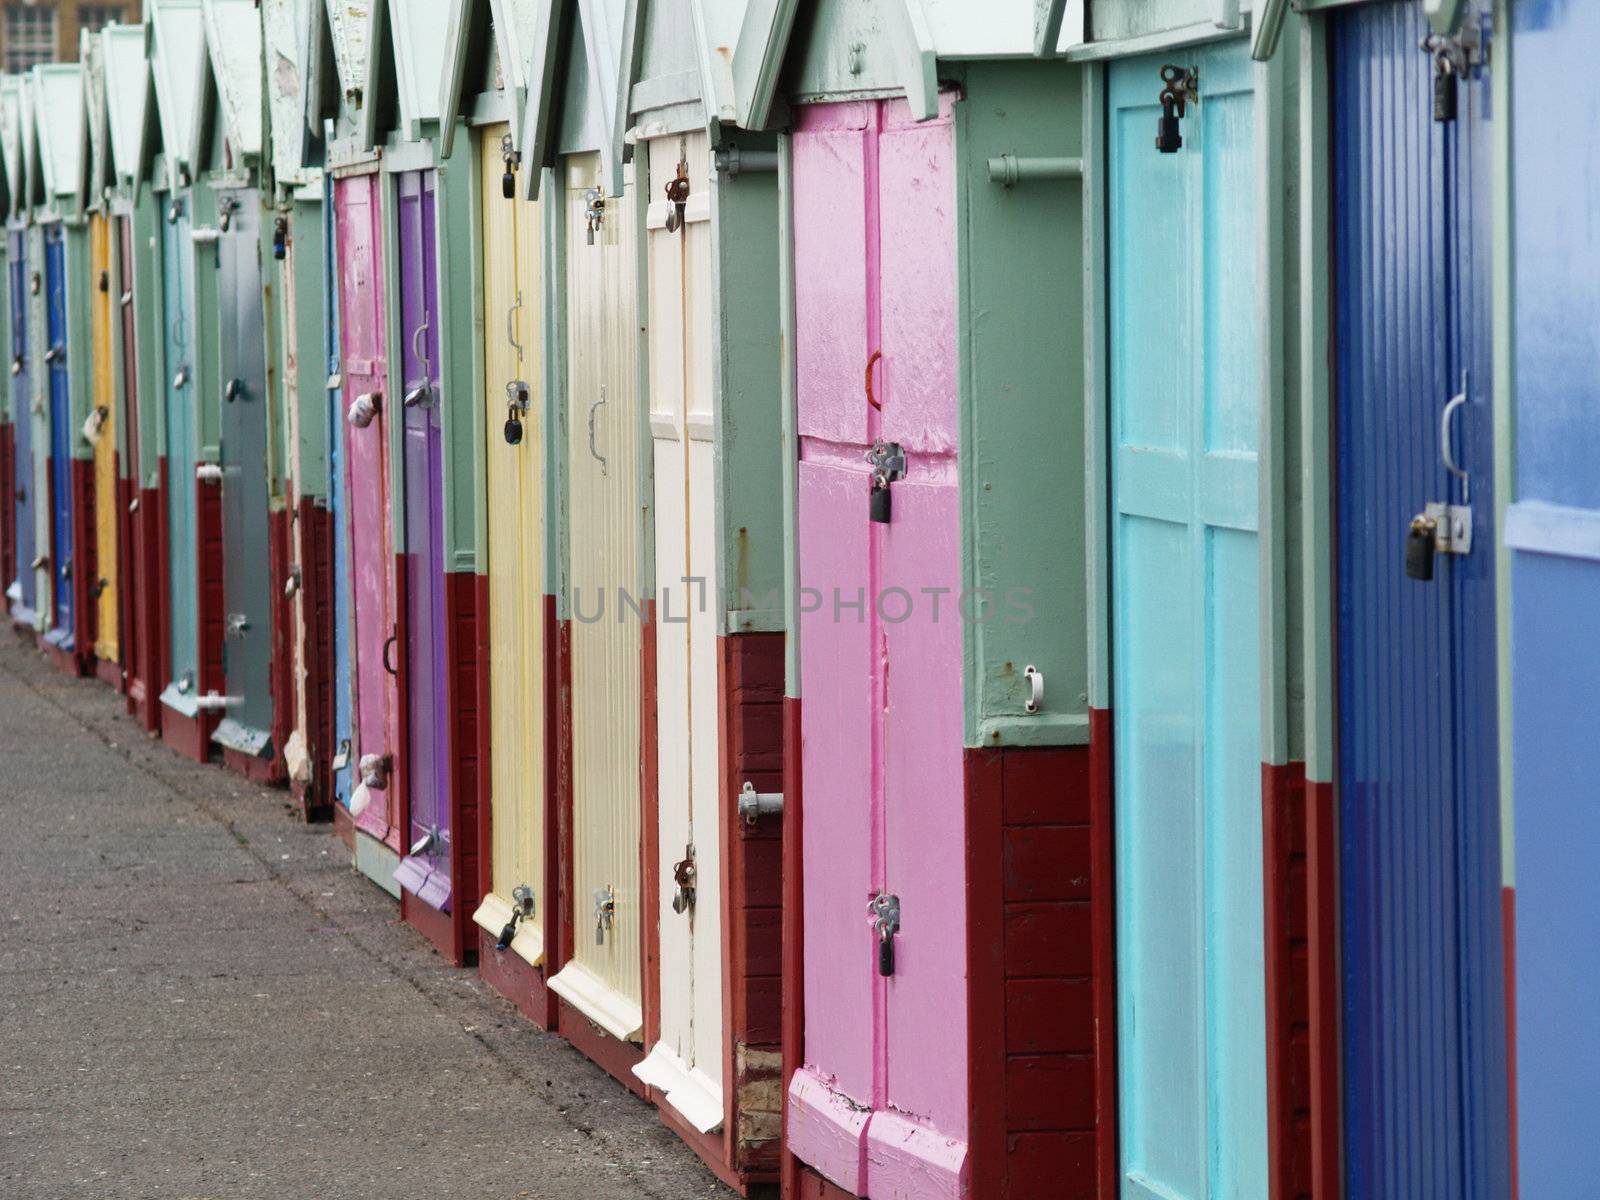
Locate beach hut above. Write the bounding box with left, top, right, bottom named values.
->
left=148, top=0, right=227, bottom=762
left=309, top=0, right=403, bottom=889
left=82, top=31, right=124, bottom=689
left=437, top=0, right=551, bottom=1014
left=30, top=63, right=94, bottom=676
left=614, top=0, right=787, bottom=1183
left=517, top=0, right=648, bottom=1086
left=360, top=0, right=485, bottom=965
left=1506, top=3, right=1600, bottom=1192
left=102, top=21, right=164, bottom=735
left=737, top=6, right=1100, bottom=1198
left=191, top=0, right=284, bottom=781
left=263, top=0, right=338, bottom=817
left=1, top=78, right=24, bottom=628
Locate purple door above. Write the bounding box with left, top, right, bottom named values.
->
left=392, top=169, right=450, bottom=910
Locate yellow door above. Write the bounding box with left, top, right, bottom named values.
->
left=473, top=123, right=547, bottom=964
left=633, top=131, right=724, bottom=1129
left=547, top=153, right=643, bottom=1042
left=89, top=213, right=119, bottom=663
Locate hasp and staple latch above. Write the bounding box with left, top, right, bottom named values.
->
left=503, top=379, right=531, bottom=445
left=1406, top=372, right=1476, bottom=582
left=664, top=156, right=691, bottom=233
left=496, top=883, right=536, bottom=951
left=869, top=892, right=901, bottom=977
left=1156, top=65, right=1199, bottom=153
left=1422, top=21, right=1482, bottom=123
left=501, top=133, right=521, bottom=200
left=585, top=187, right=607, bottom=245
left=866, top=440, right=907, bottom=525
left=671, top=844, right=697, bottom=915
left=594, top=884, right=617, bottom=944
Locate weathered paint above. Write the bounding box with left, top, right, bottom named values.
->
left=336, top=171, right=401, bottom=850
left=786, top=96, right=967, bottom=1199
left=1331, top=5, right=1508, bottom=1198
left=324, top=180, right=353, bottom=811
left=9, top=229, right=35, bottom=624
left=473, top=122, right=547, bottom=964
left=214, top=188, right=275, bottom=756
left=635, top=129, right=724, bottom=1132
left=43, top=224, right=74, bottom=650
left=115, top=214, right=151, bottom=718
left=392, top=168, right=451, bottom=910
left=1507, top=2, right=1600, bottom=1189
left=546, top=152, right=644, bottom=1044
left=1108, top=42, right=1266, bottom=1200
left=88, top=214, right=119, bottom=665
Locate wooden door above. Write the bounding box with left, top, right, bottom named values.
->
left=10, top=230, right=35, bottom=620
left=1333, top=5, right=1508, bottom=1197
left=548, top=152, right=643, bottom=1042
left=115, top=216, right=146, bottom=705
left=162, top=201, right=200, bottom=695
left=787, top=97, right=967, bottom=1199
left=1108, top=44, right=1267, bottom=1200
left=636, top=130, right=724, bottom=1130
left=477, top=122, right=547, bottom=962
left=44, top=224, right=72, bottom=646
left=89, top=212, right=118, bottom=664
left=336, top=173, right=400, bottom=848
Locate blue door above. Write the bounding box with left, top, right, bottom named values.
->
left=10, top=231, right=33, bottom=619
left=1108, top=42, right=1267, bottom=1200
left=45, top=224, right=72, bottom=648
left=1507, top=1, right=1600, bottom=1192
left=1333, top=5, right=1508, bottom=1199
left=325, top=179, right=353, bottom=810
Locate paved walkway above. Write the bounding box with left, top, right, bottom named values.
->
left=0, top=631, right=736, bottom=1199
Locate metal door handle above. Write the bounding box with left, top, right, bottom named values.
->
left=588, top=389, right=608, bottom=475
left=382, top=632, right=398, bottom=676
left=1440, top=370, right=1471, bottom=503
left=507, top=292, right=523, bottom=359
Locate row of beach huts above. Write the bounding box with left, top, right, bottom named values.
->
left=0, top=0, right=1593, bottom=1197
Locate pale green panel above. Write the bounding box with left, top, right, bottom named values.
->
left=787, top=0, right=926, bottom=102
left=713, top=128, right=785, bottom=634
left=437, top=135, right=485, bottom=573
left=1084, top=63, right=1110, bottom=712
left=556, top=26, right=604, bottom=156
left=260, top=191, right=290, bottom=497
left=292, top=200, right=330, bottom=501
left=65, top=225, right=94, bottom=460
left=133, top=193, right=167, bottom=476
left=634, top=0, right=701, bottom=103
left=959, top=61, right=1089, bottom=749
left=190, top=184, right=223, bottom=463
left=777, top=132, right=800, bottom=695
left=1491, top=0, right=1514, bottom=883
left=1091, top=0, right=1236, bottom=42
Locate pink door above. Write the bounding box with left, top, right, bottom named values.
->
left=788, top=97, right=967, bottom=1198
left=336, top=173, right=400, bottom=850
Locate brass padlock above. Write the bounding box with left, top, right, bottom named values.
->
left=664, top=159, right=690, bottom=234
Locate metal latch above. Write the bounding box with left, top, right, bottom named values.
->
left=672, top=844, right=697, bottom=915
left=358, top=752, right=391, bottom=789
left=500, top=133, right=521, bottom=200
left=409, top=826, right=442, bottom=858
left=1423, top=501, right=1473, bottom=555
left=225, top=612, right=251, bottom=638
left=1024, top=665, right=1044, bottom=714
left=738, top=781, right=784, bottom=824
left=593, top=884, right=616, bottom=944
left=496, top=883, right=536, bottom=950
left=584, top=187, right=606, bottom=244
left=193, top=692, right=243, bottom=712
left=869, top=893, right=901, bottom=977
left=866, top=440, right=907, bottom=525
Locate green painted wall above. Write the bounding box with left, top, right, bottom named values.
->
left=435, top=127, right=485, bottom=574
left=291, top=198, right=331, bottom=502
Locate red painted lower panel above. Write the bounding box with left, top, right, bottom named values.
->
left=129, top=484, right=162, bottom=735
left=558, top=999, right=647, bottom=1098
left=223, top=745, right=284, bottom=786
left=478, top=929, right=552, bottom=1030
left=795, top=1164, right=855, bottom=1200
left=295, top=497, right=335, bottom=820
left=333, top=799, right=356, bottom=851
left=1305, top=779, right=1340, bottom=1200
left=1263, top=762, right=1312, bottom=1200
left=71, top=457, right=95, bottom=673
left=1088, top=708, right=1118, bottom=1200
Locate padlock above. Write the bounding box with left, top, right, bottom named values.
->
left=878, top=928, right=895, bottom=977
left=665, top=159, right=690, bottom=233
left=1156, top=95, right=1183, bottom=153
left=870, top=476, right=892, bottom=524
left=1434, top=60, right=1458, bottom=123
left=504, top=412, right=523, bottom=445
left=1406, top=515, right=1437, bottom=581
left=273, top=216, right=289, bottom=260
left=501, top=133, right=519, bottom=200
left=502, top=169, right=515, bottom=200
left=671, top=847, right=697, bottom=914
left=496, top=920, right=519, bottom=952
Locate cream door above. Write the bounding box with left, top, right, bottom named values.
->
left=632, top=132, right=724, bottom=1130
left=473, top=122, right=547, bottom=965
left=548, top=152, right=644, bottom=1041
left=281, top=228, right=309, bottom=782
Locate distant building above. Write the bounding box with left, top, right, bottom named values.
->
left=2, top=1, right=140, bottom=73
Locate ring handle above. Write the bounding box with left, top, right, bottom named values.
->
left=382, top=632, right=398, bottom=677
left=1440, top=369, right=1471, bottom=504
left=865, top=349, right=883, bottom=411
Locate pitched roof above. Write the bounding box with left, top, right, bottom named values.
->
left=148, top=0, right=207, bottom=180
left=263, top=0, right=317, bottom=184
left=360, top=0, right=453, bottom=150
left=196, top=0, right=265, bottom=168
left=82, top=29, right=112, bottom=204
left=624, top=0, right=781, bottom=133
left=519, top=0, right=634, bottom=197
left=438, top=0, right=541, bottom=157
left=0, top=78, right=21, bottom=220
left=31, top=64, right=86, bottom=214
left=102, top=24, right=155, bottom=189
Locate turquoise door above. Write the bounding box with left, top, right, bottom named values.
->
left=1108, top=43, right=1266, bottom=1200
left=163, top=199, right=199, bottom=694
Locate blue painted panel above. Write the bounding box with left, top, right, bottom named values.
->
left=10, top=232, right=33, bottom=613
left=1332, top=5, right=1508, bottom=1199
left=1509, top=1, right=1600, bottom=1190
left=326, top=180, right=353, bottom=809
left=45, top=226, right=72, bottom=645
left=163, top=200, right=200, bottom=689
left=1108, top=42, right=1265, bottom=1200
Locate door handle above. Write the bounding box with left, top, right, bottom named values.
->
left=507, top=292, right=523, bottom=360
left=382, top=632, right=398, bottom=676
left=1440, top=370, right=1471, bottom=503
left=588, top=388, right=608, bottom=476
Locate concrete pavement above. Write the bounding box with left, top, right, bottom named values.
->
left=0, top=630, right=738, bottom=1200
